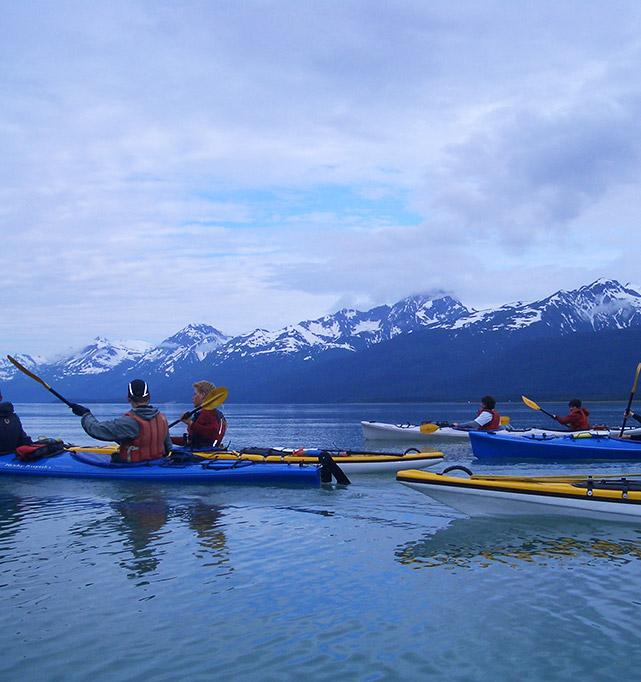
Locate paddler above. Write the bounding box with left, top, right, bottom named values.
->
left=0, top=389, right=32, bottom=454
left=69, top=379, right=172, bottom=462
left=171, top=380, right=227, bottom=448
left=452, top=395, right=501, bottom=430
left=552, top=398, right=590, bottom=431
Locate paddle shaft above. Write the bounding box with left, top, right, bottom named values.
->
left=6, top=355, right=75, bottom=408
left=620, top=362, right=641, bottom=437
left=522, top=395, right=559, bottom=422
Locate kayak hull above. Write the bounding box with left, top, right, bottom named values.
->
left=0, top=450, right=323, bottom=486
left=397, top=469, right=641, bottom=520
left=361, top=420, right=618, bottom=441
left=469, top=431, right=641, bottom=461
left=70, top=445, right=445, bottom=474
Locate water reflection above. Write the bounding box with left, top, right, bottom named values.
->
left=175, top=500, right=231, bottom=573
left=111, top=495, right=171, bottom=578
left=396, top=516, right=641, bottom=569
left=61, top=490, right=232, bottom=581
left=0, top=491, right=26, bottom=554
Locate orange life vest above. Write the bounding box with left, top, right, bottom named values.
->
left=118, top=411, right=168, bottom=462
left=478, top=408, right=501, bottom=431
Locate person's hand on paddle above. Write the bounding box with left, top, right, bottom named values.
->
left=179, top=411, right=193, bottom=426
left=70, top=403, right=90, bottom=417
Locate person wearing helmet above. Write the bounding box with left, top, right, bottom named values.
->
left=70, top=379, right=172, bottom=462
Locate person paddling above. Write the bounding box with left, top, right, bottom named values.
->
left=552, top=399, right=590, bottom=431
left=70, top=379, right=172, bottom=463
left=171, top=380, right=226, bottom=448
left=0, top=390, right=32, bottom=455
left=452, top=395, right=501, bottom=431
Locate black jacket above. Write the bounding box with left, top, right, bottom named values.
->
left=0, top=402, right=32, bottom=454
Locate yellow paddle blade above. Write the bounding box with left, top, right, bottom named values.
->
left=201, top=386, right=228, bottom=411
left=7, top=354, right=52, bottom=390
left=521, top=395, right=540, bottom=411
left=500, top=416, right=510, bottom=425
left=419, top=423, right=439, bottom=434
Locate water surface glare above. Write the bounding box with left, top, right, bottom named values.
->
left=2, top=402, right=641, bottom=680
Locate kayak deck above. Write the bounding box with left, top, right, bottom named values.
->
left=361, top=420, right=621, bottom=441
left=0, top=450, right=326, bottom=486
left=469, top=431, right=641, bottom=461
left=397, top=467, right=641, bottom=519
left=68, top=445, right=444, bottom=474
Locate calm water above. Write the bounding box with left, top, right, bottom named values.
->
left=2, top=401, right=641, bottom=681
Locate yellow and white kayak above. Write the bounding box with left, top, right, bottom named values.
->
left=397, top=466, right=641, bottom=520
left=69, top=445, right=444, bottom=474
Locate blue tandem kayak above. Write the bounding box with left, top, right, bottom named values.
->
left=0, top=449, right=329, bottom=486
left=469, top=430, right=641, bottom=462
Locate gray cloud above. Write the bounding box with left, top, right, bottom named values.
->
left=2, top=1, right=641, bottom=355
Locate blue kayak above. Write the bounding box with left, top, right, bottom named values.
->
left=469, top=431, right=641, bottom=461
left=0, top=449, right=329, bottom=486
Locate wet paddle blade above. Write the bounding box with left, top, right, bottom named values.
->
left=419, top=423, right=439, bottom=434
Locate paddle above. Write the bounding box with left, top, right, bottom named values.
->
left=419, top=416, right=510, bottom=434
left=7, top=354, right=75, bottom=407
left=619, top=362, right=641, bottom=437
left=168, top=387, right=229, bottom=428
left=521, top=395, right=559, bottom=422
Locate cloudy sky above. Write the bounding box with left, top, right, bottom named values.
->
left=3, top=0, right=641, bottom=358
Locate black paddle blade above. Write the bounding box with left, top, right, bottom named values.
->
left=317, top=451, right=351, bottom=486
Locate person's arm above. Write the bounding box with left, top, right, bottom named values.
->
left=15, top=416, right=32, bottom=446
left=627, top=411, right=641, bottom=425
left=453, top=419, right=480, bottom=430
left=80, top=413, right=139, bottom=442
left=164, top=430, right=173, bottom=454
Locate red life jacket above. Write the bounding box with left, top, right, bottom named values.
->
left=557, top=408, right=590, bottom=431
left=118, top=411, right=168, bottom=462
left=477, top=408, right=501, bottom=431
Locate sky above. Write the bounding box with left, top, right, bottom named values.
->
left=3, top=0, right=641, bottom=358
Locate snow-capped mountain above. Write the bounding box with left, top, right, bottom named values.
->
left=127, top=324, right=229, bottom=376
left=4, top=278, right=641, bottom=402
left=46, top=337, right=152, bottom=379
left=212, top=294, right=470, bottom=363
left=451, top=278, right=641, bottom=335
left=0, top=353, right=46, bottom=382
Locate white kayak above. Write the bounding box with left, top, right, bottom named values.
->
left=397, top=466, right=641, bottom=521
left=361, top=420, right=624, bottom=441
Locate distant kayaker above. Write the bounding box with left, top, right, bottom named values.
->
left=0, top=390, right=32, bottom=454
left=453, top=395, right=501, bottom=430
left=552, top=399, right=590, bottom=431
left=171, top=380, right=227, bottom=448
left=69, top=379, right=172, bottom=462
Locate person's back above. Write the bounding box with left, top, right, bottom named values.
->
left=71, top=379, right=171, bottom=462
left=119, top=404, right=169, bottom=462
left=0, top=398, right=32, bottom=455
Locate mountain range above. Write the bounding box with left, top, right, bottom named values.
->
left=3, top=278, right=641, bottom=403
